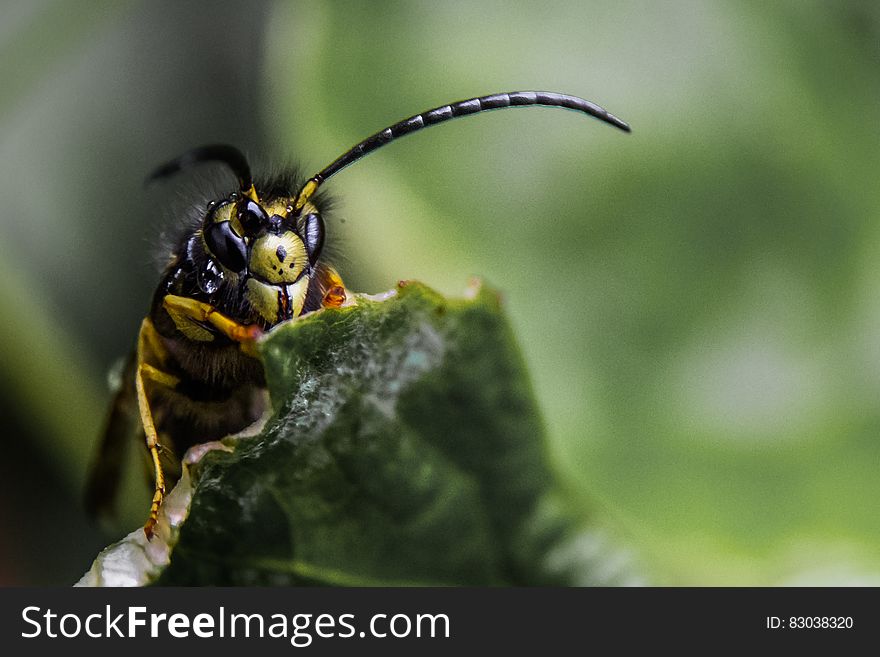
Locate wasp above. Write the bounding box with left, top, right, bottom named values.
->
left=84, top=91, right=630, bottom=538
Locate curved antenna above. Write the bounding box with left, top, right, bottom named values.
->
left=290, top=91, right=630, bottom=213
left=149, top=144, right=259, bottom=202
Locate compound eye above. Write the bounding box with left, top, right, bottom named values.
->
left=298, top=212, right=325, bottom=263
left=238, top=199, right=269, bottom=233
left=204, top=221, right=247, bottom=272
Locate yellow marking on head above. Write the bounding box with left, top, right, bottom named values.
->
left=245, top=276, right=310, bottom=324
left=287, top=277, right=310, bottom=318
left=244, top=184, right=260, bottom=203
left=209, top=201, right=245, bottom=239
left=263, top=199, right=290, bottom=216
left=211, top=202, right=235, bottom=223
left=249, top=232, right=308, bottom=284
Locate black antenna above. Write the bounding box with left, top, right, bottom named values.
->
left=291, top=91, right=629, bottom=212
left=149, top=144, right=258, bottom=201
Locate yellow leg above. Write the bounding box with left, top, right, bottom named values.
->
left=136, top=320, right=181, bottom=539
left=143, top=319, right=170, bottom=364
left=163, top=294, right=263, bottom=343
left=141, top=363, right=180, bottom=389
left=139, top=298, right=262, bottom=537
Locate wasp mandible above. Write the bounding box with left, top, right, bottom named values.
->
left=85, top=91, right=630, bottom=538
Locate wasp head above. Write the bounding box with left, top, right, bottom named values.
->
left=150, top=145, right=333, bottom=326
left=200, top=191, right=325, bottom=325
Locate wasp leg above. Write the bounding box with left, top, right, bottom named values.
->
left=163, top=294, right=263, bottom=356
left=317, top=264, right=347, bottom=308
left=141, top=362, right=180, bottom=388
left=135, top=319, right=182, bottom=539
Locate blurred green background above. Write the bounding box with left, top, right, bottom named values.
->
left=1, top=0, right=878, bottom=585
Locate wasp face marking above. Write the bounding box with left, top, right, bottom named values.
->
left=248, top=231, right=308, bottom=285
left=245, top=275, right=309, bottom=324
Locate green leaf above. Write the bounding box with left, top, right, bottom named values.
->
left=78, top=281, right=639, bottom=586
